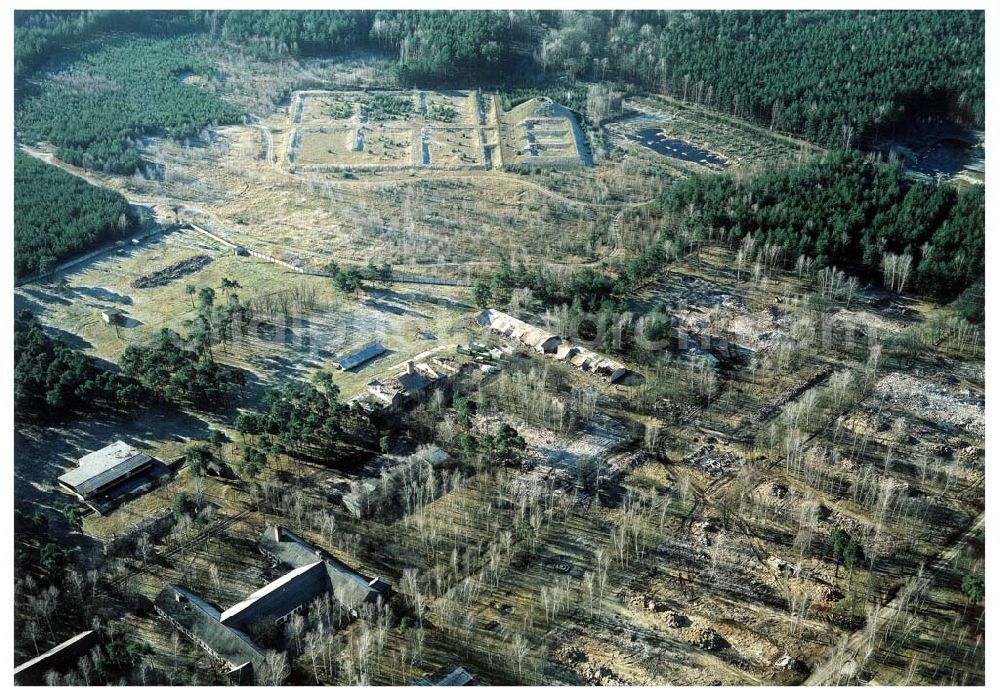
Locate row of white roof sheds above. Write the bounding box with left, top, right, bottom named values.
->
left=476, top=308, right=628, bottom=383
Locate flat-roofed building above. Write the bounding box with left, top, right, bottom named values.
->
left=56, top=441, right=170, bottom=513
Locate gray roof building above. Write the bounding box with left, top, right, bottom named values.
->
left=14, top=631, right=99, bottom=686
left=154, top=584, right=265, bottom=684
left=363, top=361, right=447, bottom=411
left=258, top=525, right=390, bottom=610
left=58, top=441, right=156, bottom=501
left=333, top=341, right=386, bottom=371
left=396, top=369, right=431, bottom=396
left=414, top=666, right=476, bottom=686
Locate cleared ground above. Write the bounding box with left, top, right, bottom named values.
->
left=605, top=94, right=823, bottom=177
left=500, top=97, right=591, bottom=169
left=286, top=90, right=495, bottom=172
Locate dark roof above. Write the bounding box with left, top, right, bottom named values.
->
left=396, top=370, right=430, bottom=396
left=333, top=341, right=386, bottom=371
left=154, top=585, right=265, bottom=671
left=259, top=526, right=387, bottom=610
left=14, top=631, right=99, bottom=685
left=609, top=367, right=628, bottom=383
left=58, top=442, right=153, bottom=497
left=414, top=666, right=476, bottom=686
left=220, top=562, right=329, bottom=631
left=438, top=667, right=475, bottom=686
left=258, top=526, right=323, bottom=569
left=325, top=560, right=381, bottom=609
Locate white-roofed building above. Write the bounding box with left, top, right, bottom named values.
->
left=57, top=441, right=155, bottom=502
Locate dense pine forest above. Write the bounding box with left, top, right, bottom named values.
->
left=663, top=153, right=985, bottom=306
left=546, top=11, right=984, bottom=146
left=16, top=37, right=243, bottom=174
left=13, top=310, right=141, bottom=421
left=16, top=9, right=983, bottom=149
left=13, top=150, right=134, bottom=278
left=13, top=9, right=204, bottom=78
left=119, top=328, right=239, bottom=410
left=15, top=309, right=240, bottom=423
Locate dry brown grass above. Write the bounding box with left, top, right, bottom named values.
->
left=425, top=128, right=481, bottom=167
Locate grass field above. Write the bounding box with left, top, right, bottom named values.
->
left=425, top=127, right=482, bottom=167
left=16, top=229, right=475, bottom=391
left=425, top=91, right=476, bottom=124
left=296, top=126, right=415, bottom=167
left=299, top=93, right=359, bottom=124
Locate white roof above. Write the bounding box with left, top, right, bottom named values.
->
left=14, top=631, right=96, bottom=676
left=79, top=440, right=140, bottom=471
left=58, top=441, right=152, bottom=495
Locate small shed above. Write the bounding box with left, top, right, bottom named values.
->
left=101, top=310, right=123, bottom=326
left=333, top=341, right=387, bottom=371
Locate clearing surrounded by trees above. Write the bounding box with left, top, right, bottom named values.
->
left=10, top=7, right=986, bottom=690
left=286, top=89, right=509, bottom=171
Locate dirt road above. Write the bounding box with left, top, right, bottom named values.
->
left=19, top=135, right=654, bottom=283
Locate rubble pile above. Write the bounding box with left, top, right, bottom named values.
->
left=686, top=626, right=728, bottom=652
left=875, top=372, right=984, bottom=437
left=661, top=611, right=690, bottom=628
left=131, top=254, right=214, bottom=288
left=684, top=444, right=742, bottom=477
left=581, top=665, right=623, bottom=686
left=653, top=398, right=700, bottom=423
left=554, top=645, right=624, bottom=686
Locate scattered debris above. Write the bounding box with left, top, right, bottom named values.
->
left=875, top=372, right=984, bottom=437
left=774, top=654, right=808, bottom=673
left=131, top=254, right=214, bottom=288
left=684, top=444, right=742, bottom=477
left=688, top=626, right=728, bottom=652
